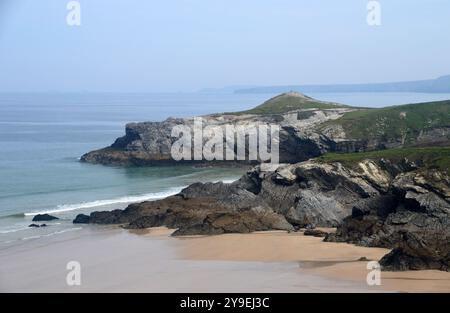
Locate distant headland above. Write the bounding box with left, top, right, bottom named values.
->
left=201, top=75, right=450, bottom=94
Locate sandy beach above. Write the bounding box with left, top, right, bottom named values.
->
left=1, top=226, right=449, bottom=293
left=174, top=229, right=450, bottom=293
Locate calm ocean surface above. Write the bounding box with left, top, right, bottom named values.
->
left=1, top=91, right=450, bottom=245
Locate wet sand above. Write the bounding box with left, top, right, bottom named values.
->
left=0, top=226, right=374, bottom=292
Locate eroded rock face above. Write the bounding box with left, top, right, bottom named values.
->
left=379, top=231, right=449, bottom=272
left=258, top=161, right=391, bottom=228
left=74, top=159, right=394, bottom=232
left=325, top=169, right=450, bottom=271
left=80, top=107, right=355, bottom=166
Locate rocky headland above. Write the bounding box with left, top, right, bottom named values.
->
left=77, top=93, right=450, bottom=271
left=80, top=93, right=450, bottom=166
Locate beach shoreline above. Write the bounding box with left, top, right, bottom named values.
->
left=1, top=226, right=448, bottom=293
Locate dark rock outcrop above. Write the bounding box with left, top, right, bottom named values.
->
left=73, top=214, right=90, bottom=224
left=28, top=224, right=47, bottom=228
left=379, top=233, right=449, bottom=272
left=74, top=159, right=392, bottom=233
left=74, top=156, right=449, bottom=271
left=74, top=191, right=293, bottom=236
left=32, top=214, right=59, bottom=222
left=325, top=169, right=450, bottom=271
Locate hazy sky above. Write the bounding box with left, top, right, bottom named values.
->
left=0, top=0, right=449, bottom=92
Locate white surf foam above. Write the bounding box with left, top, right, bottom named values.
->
left=0, top=226, right=30, bottom=234
left=24, top=187, right=185, bottom=216
left=219, top=178, right=238, bottom=184
left=22, top=227, right=82, bottom=241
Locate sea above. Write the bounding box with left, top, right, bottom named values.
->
left=1, top=91, right=450, bottom=246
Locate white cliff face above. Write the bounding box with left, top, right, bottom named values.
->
left=81, top=104, right=359, bottom=165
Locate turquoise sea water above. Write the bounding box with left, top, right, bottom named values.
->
left=1, top=91, right=450, bottom=245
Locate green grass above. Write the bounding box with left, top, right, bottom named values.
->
left=223, top=93, right=450, bottom=152
left=322, top=100, right=450, bottom=143
left=317, top=147, right=450, bottom=174
left=226, top=92, right=349, bottom=115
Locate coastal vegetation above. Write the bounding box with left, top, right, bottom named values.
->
left=322, top=100, right=450, bottom=143
left=318, top=146, right=450, bottom=174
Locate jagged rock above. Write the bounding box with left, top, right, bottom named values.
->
left=257, top=161, right=388, bottom=228
left=32, top=214, right=59, bottom=222
left=172, top=208, right=293, bottom=236
left=380, top=227, right=449, bottom=271
left=326, top=168, right=450, bottom=271
left=76, top=159, right=391, bottom=232
left=76, top=194, right=293, bottom=236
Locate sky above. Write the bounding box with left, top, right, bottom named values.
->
left=0, top=0, right=449, bottom=92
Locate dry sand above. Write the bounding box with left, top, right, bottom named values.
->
left=170, top=229, right=450, bottom=293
